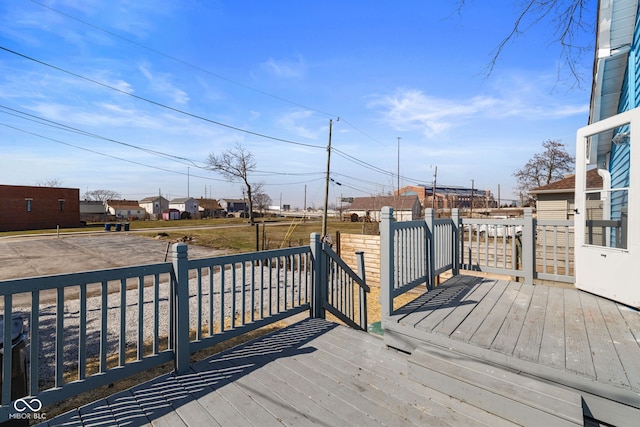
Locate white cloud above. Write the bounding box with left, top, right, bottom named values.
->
left=138, top=64, right=189, bottom=105
left=369, top=88, right=498, bottom=137
left=369, top=85, right=588, bottom=138
left=261, top=57, right=306, bottom=79
left=275, top=110, right=319, bottom=139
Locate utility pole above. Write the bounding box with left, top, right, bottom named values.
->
left=303, top=185, right=307, bottom=223
left=470, top=179, right=475, bottom=218
left=432, top=165, right=438, bottom=212
left=498, top=184, right=501, bottom=208
left=322, top=119, right=333, bottom=239
left=397, top=137, right=401, bottom=195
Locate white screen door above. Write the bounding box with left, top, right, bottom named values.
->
left=575, top=108, right=638, bottom=308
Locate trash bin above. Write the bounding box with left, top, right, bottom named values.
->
left=0, top=315, right=28, bottom=401
left=115, top=223, right=122, bottom=232
left=123, top=223, right=130, bottom=231
left=104, top=223, right=112, bottom=231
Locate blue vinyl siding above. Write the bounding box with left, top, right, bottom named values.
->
left=606, top=7, right=639, bottom=248
left=619, top=8, right=640, bottom=113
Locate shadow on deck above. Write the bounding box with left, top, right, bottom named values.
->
left=42, top=318, right=519, bottom=427
left=384, top=274, right=640, bottom=427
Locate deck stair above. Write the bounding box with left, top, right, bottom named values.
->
left=408, top=344, right=584, bottom=427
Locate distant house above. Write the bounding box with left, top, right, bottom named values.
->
left=197, top=198, right=225, bottom=218
left=346, top=195, right=421, bottom=221
left=219, top=198, right=248, bottom=216
left=139, top=196, right=169, bottom=220
left=169, top=197, right=199, bottom=219
left=80, top=200, right=108, bottom=223
left=0, top=185, right=80, bottom=231
left=529, top=169, right=603, bottom=221
left=105, top=200, right=146, bottom=220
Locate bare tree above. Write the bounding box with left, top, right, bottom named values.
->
left=83, top=189, right=121, bottom=202
left=206, top=143, right=257, bottom=225
left=36, top=178, right=63, bottom=187
left=252, top=184, right=272, bottom=215
left=456, top=0, right=594, bottom=87
left=513, top=139, right=575, bottom=196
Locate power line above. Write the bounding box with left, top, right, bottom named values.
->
left=0, top=105, right=205, bottom=168
left=0, top=45, right=326, bottom=151
left=28, top=0, right=337, bottom=119
left=0, top=46, right=403, bottom=189
left=28, top=0, right=389, bottom=147
left=1, top=121, right=339, bottom=190
left=0, top=122, right=224, bottom=181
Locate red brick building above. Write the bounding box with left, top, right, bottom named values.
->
left=0, top=185, right=80, bottom=231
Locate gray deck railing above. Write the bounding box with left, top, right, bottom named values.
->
left=381, top=206, right=574, bottom=322
left=0, top=232, right=368, bottom=421
left=311, top=234, right=370, bottom=331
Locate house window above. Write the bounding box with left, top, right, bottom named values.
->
left=26, top=199, right=32, bottom=212
left=59, top=199, right=65, bottom=212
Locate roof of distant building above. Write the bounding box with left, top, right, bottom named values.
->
left=106, top=199, right=140, bottom=209
left=529, top=168, right=603, bottom=194
left=140, top=196, right=167, bottom=203
left=197, top=198, right=223, bottom=209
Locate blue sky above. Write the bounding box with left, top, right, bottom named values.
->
left=0, top=1, right=595, bottom=208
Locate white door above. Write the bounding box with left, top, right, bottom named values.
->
left=575, top=108, right=639, bottom=308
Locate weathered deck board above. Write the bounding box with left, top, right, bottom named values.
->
left=453, top=279, right=508, bottom=342
left=106, top=389, right=153, bottom=427
left=384, top=275, right=640, bottom=426
left=431, top=278, right=492, bottom=336
left=580, top=291, right=629, bottom=388
left=513, top=283, right=548, bottom=361
left=322, top=327, right=517, bottom=427
left=45, top=318, right=518, bottom=427
left=563, top=287, right=596, bottom=378
left=597, top=298, right=640, bottom=392
left=490, top=283, right=533, bottom=355
left=538, top=286, right=566, bottom=369
left=131, top=376, right=189, bottom=427
left=469, top=280, right=521, bottom=349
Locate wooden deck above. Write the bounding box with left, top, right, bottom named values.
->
left=384, top=275, right=640, bottom=427
left=42, top=318, right=519, bottom=427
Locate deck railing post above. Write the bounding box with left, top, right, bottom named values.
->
left=451, top=208, right=460, bottom=276
left=380, top=207, right=394, bottom=327
left=172, top=243, right=190, bottom=374
left=424, top=208, right=435, bottom=291
left=310, top=233, right=326, bottom=319
left=356, top=251, right=367, bottom=330
left=522, top=208, right=535, bottom=285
